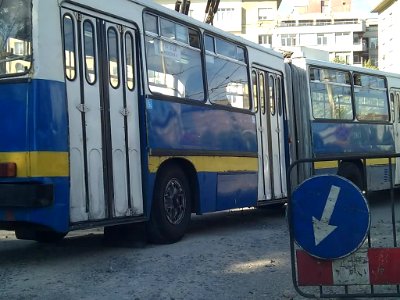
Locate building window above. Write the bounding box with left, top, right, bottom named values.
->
left=280, top=21, right=296, bottom=27
left=281, top=34, right=296, bottom=46
left=334, top=52, right=350, bottom=64
left=353, top=53, right=362, bottom=64
left=258, top=34, right=272, bottom=45
left=298, top=20, right=313, bottom=26
left=258, top=8, right=273, bottom=20
left=321, top=0, right=330, bottom=13
left=317, top=34, right=328, bottom=45
left=216, top=8, right=234, bottom=22
left=369, top=37, right=378, bottom=49
left=316, top=19, right=331, bottom=26
left=334, top=19, right=358, bottom=25
left=353, top=32, right=363, bottom=45
left=335, top=32, right=350, bottom=44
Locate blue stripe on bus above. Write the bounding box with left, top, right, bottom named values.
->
left=312, top=122, right=395, bottom=156
left=0, top=79, right=68, bottom=152
left=146, top=98, right=257, bottom=153
left=0, top=177, right=70, bottom=232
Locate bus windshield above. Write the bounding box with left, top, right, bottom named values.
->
left=0, top=0, right=32, bottom=76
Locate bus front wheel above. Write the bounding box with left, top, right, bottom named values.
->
left=15, top=228, right=66, bottom=243
left=147, top=166, right=192, bottom=244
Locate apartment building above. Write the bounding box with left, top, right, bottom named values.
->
left=155, top=0, right=282, bottom=46
left=372, top=0, right=400, bottom=73
left=272, top=0, right=378, bottom=66
left=273, top=14, right=377, bottom=66
left=155, top=0, right=377, bottom=66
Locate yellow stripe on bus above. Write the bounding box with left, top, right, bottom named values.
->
left=365, top=158, right=390, bottom=166
left=314, top=158, right=391, bottom=170
left=0, top=152, right=69, bottom=177
left=314, top=161, right=338, bottom=169
left=148, top=156, right=258, bottom=173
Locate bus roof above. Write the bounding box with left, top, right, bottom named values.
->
left=70, top=0, right=283, bottom=59
left=292, top=57, right=400, bottom=80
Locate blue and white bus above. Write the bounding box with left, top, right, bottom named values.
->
left=286, top=58, right=400, bottom=190
left=0, top=0, right=287, bottom=243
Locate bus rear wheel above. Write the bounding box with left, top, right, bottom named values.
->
left=147, top=166, right=191, bottom=244
left=337, top=162, right=363, bottom=190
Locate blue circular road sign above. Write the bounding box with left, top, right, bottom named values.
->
left=291, top=175, right=370, bottom=260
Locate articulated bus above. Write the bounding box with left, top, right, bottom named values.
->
left=286, top=58, right=400, bottom=191
left=0, top=0, right=287, bottom=243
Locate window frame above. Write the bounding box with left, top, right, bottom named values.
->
left=124, top=31, right=135, bottom=91
left=62, top=13, right=77, bottom=81
left=204, top=33, right=251, bottom=110
left=353, top=72, right=390, bottom=122
left=83, top=19, right=97, bottom=85
left=308, top=66, right=354, bottom=121
left=143, top=12, right=205, bottom=102
left=107, top=26, right=120, bottom=89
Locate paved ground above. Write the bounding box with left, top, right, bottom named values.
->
left=0, top=191, right=399, bottom=300
left=0, top=206, right=303, bottom=300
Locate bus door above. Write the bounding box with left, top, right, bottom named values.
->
left=253, top=69, right=272, bottom=200
left=253, top=68, right=287, bottom=201
left=62, top=8, right=143, bottom=223
left=392, top=89, right=400, bottom=185
left=267, top=73, right=287, bottom=199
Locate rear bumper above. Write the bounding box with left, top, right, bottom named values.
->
left=0, top=183, right=53, bottom=208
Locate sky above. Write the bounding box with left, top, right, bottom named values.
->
left=278, top=0, right=381, bottom=15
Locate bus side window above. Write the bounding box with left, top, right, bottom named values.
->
left=83, top=20, right=96, bottom=84
left=252, top=70, right=258, bottom=112
left=310, top=67, right=352, bottom=120
left=145, top=13, right=204, bottom=101
left=277, top=76, right=282, bottom=116
left=63, top=14, right=76, bottom=81
left=259, top=72, right=265, bottom=114
left=397, top=93, right=400, bottom=123
left=354, top=73, right=389, bottom=122
left=206, top=35, right=250, bottom=109
left=125, top=32, right=135, bottom=91
left=108, top=27, right=120, bottom=89
left=390, top=92, right=395, bottom=122
left=268, top=75, right=275, bottom=115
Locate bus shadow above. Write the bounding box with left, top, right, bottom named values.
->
left=0, top=205, right=286, bottom=266
left=188, top=206, right=287, bottom=236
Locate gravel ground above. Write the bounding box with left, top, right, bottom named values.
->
left=0, top=206, right=304, bottom=300
left=0, top=192, right=398, bottom=300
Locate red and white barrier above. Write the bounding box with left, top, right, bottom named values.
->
left=297, top=248, right=400, bottom=286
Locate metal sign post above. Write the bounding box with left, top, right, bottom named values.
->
left=288, top=155, right=400, bottom=298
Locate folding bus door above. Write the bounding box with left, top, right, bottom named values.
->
left=267, top=74, right=287, bottom=199
left=62, top=8, right=143, bottom=223
left=253, top=69, right=272, bottom=201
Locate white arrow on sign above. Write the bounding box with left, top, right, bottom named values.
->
left=312, top=185, right=340, bottom=246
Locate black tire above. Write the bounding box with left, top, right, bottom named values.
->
left=147, top=166, right=192, bottom=244
left=337, top=162, right=363, bottom=190
left=15, top=228, right=66, bottom=243
left=34, top=231, right=66, bottom=243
